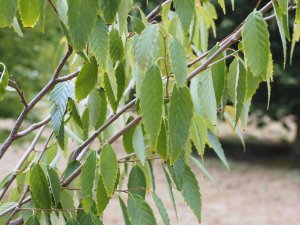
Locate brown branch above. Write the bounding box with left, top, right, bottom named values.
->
left=15, top=116, right=51, bottom=138
left=9, top=77, right=28, bottom=108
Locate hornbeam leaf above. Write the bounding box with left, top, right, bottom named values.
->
left=75, top=56, right=98, bottom=101
left=132, top=125, right=145, bottom=165
left=243, top=10, right=270, bottom=77
left=18, top=0, right=40, bottom=27
left=99, top=0, right=121, bottom=24
left=109, top=29, right=124, bottom=63
left=66, top=218, right=80, bottom=225
left=170, top=37, right=187, bottom=87
left=128, top=165, right=146, bottom=199
left=88, top=89, right=107, bottom=130
left=181, top=164, right=202, bottom=222
left=81, top=151, right=97, bottom=213
left=140, top=65, right=163, bottom=149
left=0, top=63, right=9, bottom=101
left=49, top=81, right=74, bottom=135
left=173, top=0, right=195, bottom=33
left=123, top=116, right=137, bottom=154
left=218, top=0, right=226, bottom=14
left=89, top=17, right=108, bottom=69
left=190, top=115, right=207, bottom=157
left=151, top=192, right=171, bottom=225
left=169, top=85, right=193, bottom=165
left=191, top=156, right=217, bottom=187
left=168, top=154, right=185, bottom=191
left=100, top=144, right=118, bottom=197
left=67, top=0, right=98, bottom=51
left=157, top=119, right=168, bottom=161
left=96, top=175, right=110, bottom=215
left=24, top=215, right=40, bottom=225
left=128, top=195, right=157, bottom=225
left=236, top=59, right=247, bottom=124
left=290, top=0, right=300, bottom=62
left=46, top=166, right=61, bottom=206
left=0, top=0, right=17, bottom=28
left=29, top=164, right=52, bottom=209
left=119, top=197, right=132, bottom=225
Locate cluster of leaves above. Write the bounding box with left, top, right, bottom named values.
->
left=0, top=0, right=300, bottom=224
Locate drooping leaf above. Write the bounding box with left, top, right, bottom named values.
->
left=24, top=215, right=40, bottom=225
left=170, top=37, right=187, bottom=87
left=29, top=164, right=52, bottom=209
left=96, top=175, right=110, bottom=215
left=89, top=17, right=108, bottom=69
left=181, top=164, right=202, bottom=222
left=132, top=125, right=145, bottom=165
left=173, top=0, right=195, bottom=33
left=0, top=63, right=9, bottom=101
left=131, top=16, right=145, bottom=34
left=66, top=218, right=80, bottom=225
left=245, top=70, right=260, bottom=102
left=119, top=197, right=132, bottom=225
left=18, top=0, right=40, bottom=27
left=109, top=29, right=124, bottom=63
left=191, top=156, right=217, bottom=187
left=235, top=60, right=247, bottom=124
left=290, top=0, right=300, bottom=62
left=128, top=165, right=146, bottom=199
left=63, top=160, right=81, bottom=179
left=49, top=81, right=74, bottom=135
left=168, top=154, right=185, bottom=191
left=100, top=144, right=118, bottom=197
left=123, top=116, right=137, bottom=154
left=91, top=214, right=104, bottom=225
left=218, top=0, right=226, bottom=14
left=242, top=10, right=270, bottom=77
left=68, top=99, right=83, bottom=128
left=190, top=114, right=207, bottom=157
left=151, top=192, right=170, bottom=225
left=67, top=0, right=98, bottom=51
left=88, top=89, right=107, bottom=130
left=81, top=151, right=97, bottom=213
left=118, top=0, right=132, bottom=34
left=157, top=119, right=168, bottom=161
left=75, top=56, right=98, bottom=101
left=162, top=166, right=177, bottom=220
left=169, top=85, right=193, bottom=165
left=99, top=0, right=121, bottom=24
left=46, top=166, right=61, bottom=206
left=0, top=0, right=17, bottom=28
left=140, top=65, right=163, bottom=149
left=128, top=195, right=157, bottom=225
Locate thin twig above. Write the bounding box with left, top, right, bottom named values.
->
left=9, top=77, right=28, bottom=108
left=15, top=116, right=51, bottom=138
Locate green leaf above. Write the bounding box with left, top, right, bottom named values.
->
left=119, top=197, right=132, bottom=225
left=96, top=175, right=110, bottom=215
left=242, top=10, right=270, bottom=77
left=245, top=70, right=260, bottom=102
left=24, top=215, right=40, bottom=225
left=224, top=112, right=245, bottom=150
left=109, top=29, right=124, bottom=63
left=173, top=0, right=195, bottom=33
left=190, top=115, right=207, bottom=157
left=67, top=0, right=98, bottom=51
left=227, top=58, right=239, bottom=104
left=118, top=0, right=132, bottom=34
left=191, top=156, right=217, bottom=187
left=128, top=165, right=146, bottom=199
left=18, top=0, right=40, bottom=27
left=81, top=151, right=97, bottom=213
left=66, top=218, right=80, bottom=225
left=181, top=164, right=202, bottom=222
left=235, top=60, right=247, bottom=124
left=196, top=70, right=217, bottom=125
left=60, top=190, right=75, bottom=219
left=128, top=195, right=157, bottom=225
left=157, top=119, right=168, bottom=161
left=291, top=0, right=300, bottom=62
left=140, top=65, right=163, bottom=149
left=88, top=89, right=107, bottom=130
left=218, top=0, right=226, bottom=14
left=75, top=57, right=98, bottom=101
left=46, top=166, right=61, bottom=206
left=91, top=214, right=104, bottom=225
left=207, top=130, right=230, bottom=170
left=100, top=144, right=118, bottom=197
left=168, top=154, right=185, bottom=191
left=134, top=24, right=160, bottom=70
left=89, top=17, right=108, bottom=69
left=131, top=16, right=145, bottom=34
left=169, top=85, right=193, bottom=165
left=0, top=0, right=17, bottom=28
left=29, top=164, right=52, bottom=209
left=162, top=166, right=177, bottom=220
left=63, top=160, right=81, bottom=179
left=123, top=116, right=137, bottom=154
left=151, top=192, right=170, bottom=225
left=68, top=99, right=83, bottom=128
left=132, top=125, right=146, bottom=165
left=99, top=0, right=121, bottom=24
left=49, top=81, right=74, bottom=135
left=170, top=37, right=187, bottom=86
left=0, top=63, right=9, bottom=101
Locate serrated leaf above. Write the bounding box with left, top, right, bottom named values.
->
left=169, top=85, right=193, bottom=165
left=235, top=59, right=247, bottom=124
left=207, top=130, right=230, bottom=170
left=66, top=218, right=80, bottom=225
left=88, top=89, right=107, bottom=130
left=227, top=58, right=239, bottom=104
left=162, top=166, right=177, bottom=220
left=170, top=37, right=187, bottom=87
left=24, top=215, right=40, bottom=225
left=290, top=0, right=300, bottom=62
left=168, top=154, right=185, bottom=191
left=0, top=63, right=9, bottom=101
left=151, top=192, right=170, bottom=225
left=18, top=0, right=39, bottom=27
left=68, top=99, right=83, bottom=128
left=140, top=65, right=163, bottom=149
left=29, top=164, right=52, bottom=209
left=109, top=29, right=124, bottom=63
left=91, top=214, right=104, bottom=225
left=128, top=195, right=157, bottom=225
left=157, top=119, right=168, bottom=161
left=191, top=156, right=217, bottom=187
left=131, top=16, right=145, bottom=34
left=123, top=116, right=137, bottom=154
left=245, top=69, right=260, bottom=102
left=49, top=81, right=74, bottom=135
left=118, top=0, right=131, bottom=34
left=63, top=160, right=81, bottom=179
left=134, top=24, right=160, bottom=70
left=132, top=125, right=145, bottom=165
left=173, top=0, right=195, bottom=33
left=46, top=166, right=61, bottom=206
left=0, top=0, right=17, bottom=28
left=190, top=115, right=207, bottom=157
left=218, top=0, right=226, bottom=14
left=100, top=144, right=118, bottom=197
left=75, top=56, right=98, bottom=101
left=89, top=17, right=108, bottom=69
left=99, top=0, right=121, bottom=24
left=81, top=151, right=97, bottom=213
left=96, top=175, right=110, bottom=215
left=128, top=165, right=146, bottom=199
left=67, top=0, right=98, bottom=51
left=181, top=164, right=202, bottom=222
left=224, top=111, right=245, bottom=150
left=119, top=197, right=132, bottom=225
left=243, top=10, right=270, bottom=77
